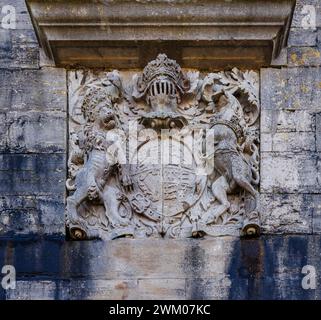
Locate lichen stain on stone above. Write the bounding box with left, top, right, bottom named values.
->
left=290, top=53, right=298, bottom=63
left=300, top=85, right=310, bottom=94
left=293, top=48, right=321, bottom=66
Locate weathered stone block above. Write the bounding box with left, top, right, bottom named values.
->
left=288, top=28, right=317, bottom=47
left=261, top=67, right=321, bottom=112
left=291, top=0, right=321, bottom=28
left=1, top=111, right=66, bottom=153
left=318, top=28, right=321, bottom=45
left=10, top=0, right=35, bottom=30
left=288, top=47, right=321, bottom=66
left=260, top=194, right=313, bottom=234
left=0, top=0, right=39, bottom=68
left=0, top=68, right=67, bottom=112
left=36, top=195, right=65, bottom=235
left=0, top=194, right=65, bottom=236
left=261, top=153, right=320, bottom=193
left=6, top=281, right=57, bottom=300
left=310, top=195, right=321, bottom=233
left=261, top=132, right=315, bottom=152
left=185, top=276, right=231, bottom=299
left=137, top=279, right=186, bottom=300
left=261, top=109, right=315, bottom=133
left=0, top=29, right=38, bottom=69
left=315, top=112, right=321, bottom=151
left=0, top=196, right=40, bottom=236
left=6, top=239, right=235, bottom=280
left=0, top=154, right=66, bottom=195
left=57, top=279, right=138, bottom=300
left=1, top=236, right=320, bottom=300
left=0, top=208, right=39, bottom=235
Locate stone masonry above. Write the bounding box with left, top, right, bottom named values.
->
left=1, top=0, right=321, bottom=299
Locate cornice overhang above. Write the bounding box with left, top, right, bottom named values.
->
left=26, top=0, right=296, bottom=69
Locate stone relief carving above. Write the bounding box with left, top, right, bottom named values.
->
left=66, top=54, right=260, bottom=240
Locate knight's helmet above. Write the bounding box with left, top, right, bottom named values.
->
left=134, top=54, right=190, bottom=111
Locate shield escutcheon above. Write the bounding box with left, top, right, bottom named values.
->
left=130, top=133, right=207, bottom=233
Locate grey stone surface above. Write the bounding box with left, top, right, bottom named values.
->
left=260, top=194, right=313, bottom=234
left=312, top=196, right=321, bottom=234
left=0, top=0, right=39, bottom=69
left=1, top=0, right=321, bottom=301
left=58, top=279, right=139, bottom=300
left=0, top=111, right=66, bottom=153
left=0, top=236, right=320, bottom=300
left=261, top=132, right=315, bottom=152
left=288, top=28, right=317, bottom=47
left=185, top=276, right=232, bottom=300
left=0, top=68, right=67, bottom=112
left=291, top=0, right=321, bottom=28
left=6, top=278, right=187, bottom=300
left=6, top=281, right=57, bottom=300
left=0, top=195, right=65, bottom=236
left=261, top=109, right=315, bottom=133
left=261, top=152, right=321, bottom=194
left=0, top=153, right=66, bottom=196
left=261, top=67, right=321, bottom=112
left=315, top=112, right=321, bottom=151
left=288, top=47, right=321, bottom=66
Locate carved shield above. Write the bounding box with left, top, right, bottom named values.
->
left=130, top=135, right=207, bottom=223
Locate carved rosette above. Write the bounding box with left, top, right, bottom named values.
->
left=66, top=54, right=260, bottom=240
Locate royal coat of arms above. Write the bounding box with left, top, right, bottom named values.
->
left=66, top=54, right=260, bottom=240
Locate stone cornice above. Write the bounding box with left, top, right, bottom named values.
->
left=26, top=0, right=296, bottom=68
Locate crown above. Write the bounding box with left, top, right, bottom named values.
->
left=211, top=116, right=244, bottom=141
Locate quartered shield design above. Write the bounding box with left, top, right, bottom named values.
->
left=130, top=135, right=207, bottom=233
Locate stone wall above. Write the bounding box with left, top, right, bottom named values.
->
left=0, top=0, right=321, bottom=299
left=0, top=0, right=66, bottom=237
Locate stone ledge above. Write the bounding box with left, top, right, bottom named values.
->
left=26, top=0, right=296, bottom=68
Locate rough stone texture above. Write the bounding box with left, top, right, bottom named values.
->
left=0, top=0, right=66, bottom=241
left=261, top=67, right=321, bottom=111
left=288, top=47, right=321, bottom=66
left=288, top=28, right=317, bottom=47
left=261, top=132, right=315, bottom=152
left=0, top=69, right=67, bottom=112
left=261, top=153, right=320, bottom=194
left=291, top=0, right=321, bottom=28
left=0, top=154, right=66, bottom=196
left=315, top=112, right=321, bottom=152
left=261, top=109, right=315, bottom=133
left=0, top=111, right=66, bottom=153
left=0, top=0, right=38, bottom=69
left=0, top=195, right=65, bottom=236
left=260, top=194, right=313, bottom=234
left=0, top=236, right=321, bottom=300
left=1, top=0, right=321, bottom=300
